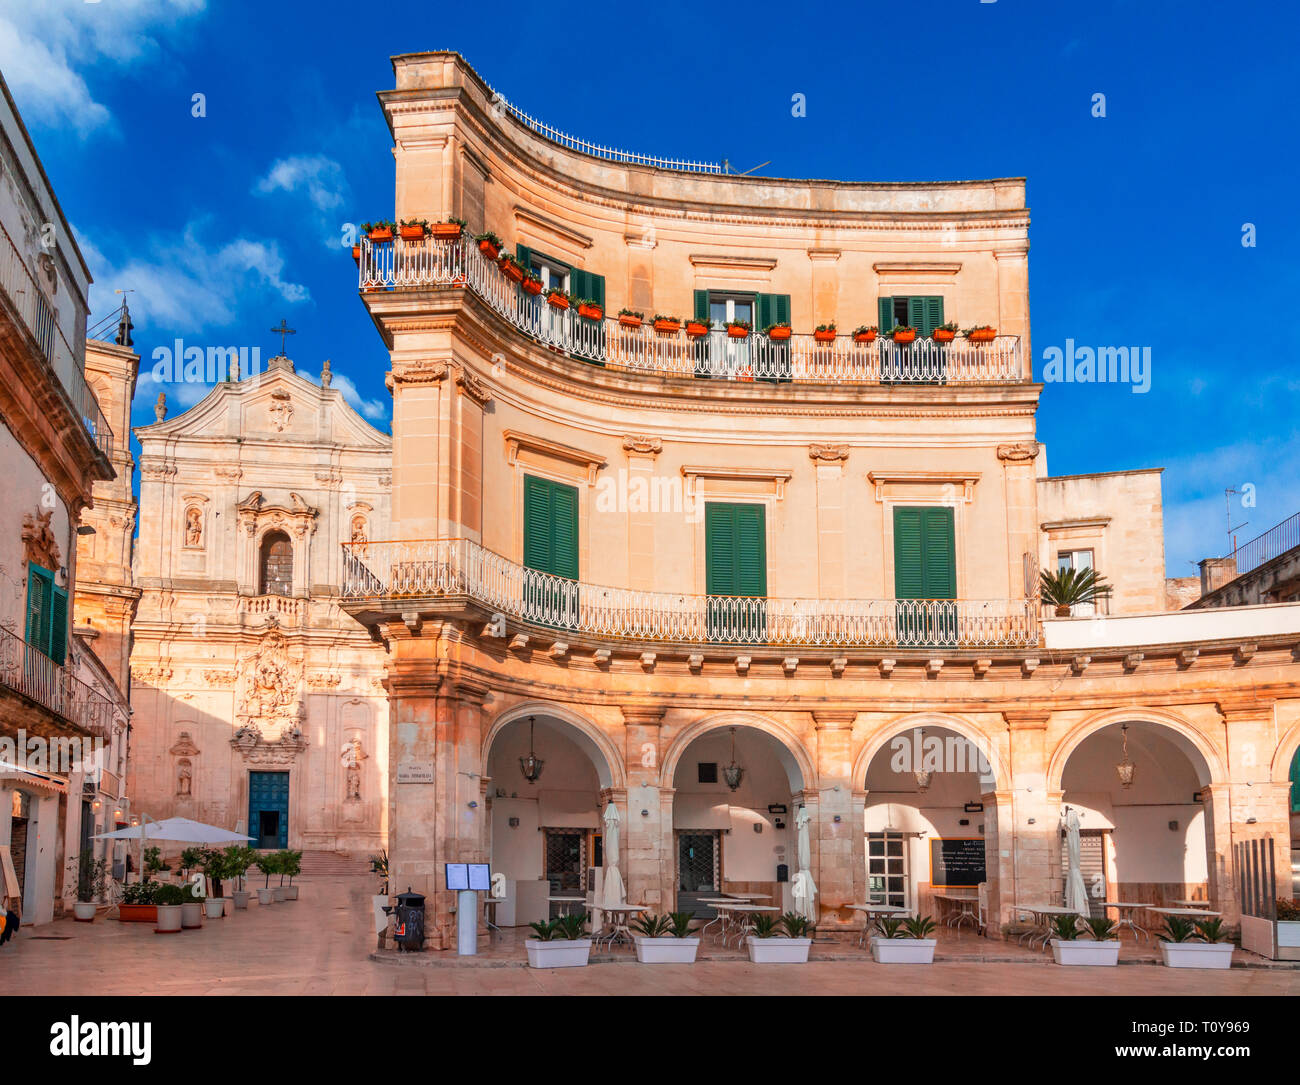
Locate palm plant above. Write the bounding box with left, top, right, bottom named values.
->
left=1160, top=915, right=1196, bottom=943
left=1040, top=567, right=1112, bottom=616
left=875, top=916, right=908, bottom=939
left=555, top=912, right=589, bottom=940
left=1194, top=917, right=1228, bottom=943
left=528, top=918, right=559, bottom=941
left=1050, top=914, right=1081, bottom=940
left=750, top=914, right=782, bottom=938
left=629, top=913, right=672, bottom=938
left=1084, top=915, right=1117, bottom=941
left=667, top=912, right=695, bottom=939
left=781, top=913, right=815, bottom=938
left=903, top=915, right=937, bottom=939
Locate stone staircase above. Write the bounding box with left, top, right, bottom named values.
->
left=298, top=850, right=373, bottom=877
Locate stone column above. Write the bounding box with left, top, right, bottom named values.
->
left=621, top=704, right=669, bottom=910
left=981, top=789, right=1016, bottom=937
left=810, top=447, right=849, bottom=598
left=1003, top=710, right=1060, bottom=927
left=813, top=711, right=859, bottom=928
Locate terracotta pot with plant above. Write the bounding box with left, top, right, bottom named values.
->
left=766, top=323, right=792, bottom=341
left=813, top=323, right=836, bottom=343
left=685, top=318, right=710, bottom=338
left=932, top=321, right=959, bottom=343
left=576, top=299, right=604, bottom=321
left=521, top=272, right=543, bottom=295
left=499, top=254, right=525, bottom=284
left=431, top=218, right=466, bottom=241
left=398, top=219, right=428, bottom=241
left=652, top=315, right=681, bottom=335
left=964, top=325, right=997, bottom=344
left=726, top=319, right=751, bottom=339
left=617, top=309, right=644, bottom=329
left=362, top=220, right=394, bottom=243
left=474, top=232, right=502, bottom=260
left=889, top=325, right=917, bottom=345
left=852, top=325, right=878, bottom=344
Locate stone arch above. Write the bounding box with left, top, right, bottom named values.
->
left=661, top=711, right=814, bottom=793
left=853, top=712, right=1008, bottom=793
left=482, top=701, right=625, bottom=791
left=1047, top=706, right=1223, bottom=792
left=1269, top=718, right=1300, bottom=788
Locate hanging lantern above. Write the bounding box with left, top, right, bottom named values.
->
left=1115, top=724, right=1136, bottom=789
left=722, top=727, right=744, bottom=792
left=519, top=716, right=545, bottom=784
left=914, top=728, right=932, bottom=792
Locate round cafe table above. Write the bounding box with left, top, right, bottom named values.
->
left=850, top=903, right=907, bottom=947
left=726, top=903, right=781, bottom=947
left=547, top=895, right=587, bottom=918
left=598, top=903, right=646, bottom=948
left=1102, top=901, right=1150, bottom=942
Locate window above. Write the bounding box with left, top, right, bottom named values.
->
left=693, top=290, right=791, bottom=380
left=1057, top=549, right=1099, bottom=615
left=523, top=475, right=579, bottom=628
left=25, top=563, right=68, bottom=664
left=705, top=502, right=767, bottom=641
left=867, top=831, right=908, bottom=908
left=258, top=531, right=294, bottom=596
left=893, top=506, right=957, bottom=646
left=877, top=295, right=945, bottom=335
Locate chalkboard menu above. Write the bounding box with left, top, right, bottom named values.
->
left=929, top=838, right=986, bottom=889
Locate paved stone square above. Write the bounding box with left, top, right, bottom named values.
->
left=4, top=875, right=1297, bottom=996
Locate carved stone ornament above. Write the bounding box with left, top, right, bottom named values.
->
left=268, top=391, right=294, bottom=432
left=808, top=443, right=850, bottom=463
left=230, top=723, right=308, bottom=765
left=622, top=435, right=664, bottom=456
left=21, top=508, right=60, bottom=568
left=236, top=490, right=318, bottom=539
left=234, top=627, right=306, bottom=739
left=996, top=441, right=1041, bottom=462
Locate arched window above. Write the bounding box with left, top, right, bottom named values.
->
left=259, top=531, right=293, bottom=596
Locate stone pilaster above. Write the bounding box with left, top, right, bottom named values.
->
left=812, top=711, right=858, bottom=926
left=621, top=704, right=669, bottom=909
left=1003, top=710, right=1059, bottom=928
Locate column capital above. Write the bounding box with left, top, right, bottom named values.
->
left=620, top=704, right=666, bottom=728
left=813, top=711, right=856, bottom=730
left=1003, top=709, right=1050, bottom=731
left=1215, top=697, right=1275, bottom=724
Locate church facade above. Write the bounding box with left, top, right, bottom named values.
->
left=128, top=353, right=391, bottom=854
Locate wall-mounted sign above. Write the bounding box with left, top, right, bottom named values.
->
left=929, top=837, right=986, bottom=889
left=445, top=863, right=491, bottom=892
left=767, top=804, right=788, bottom=814
left=963, top=802, right=984, bottom=813
left=396, top=760, right=434, bottom=784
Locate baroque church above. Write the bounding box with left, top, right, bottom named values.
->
left=127, top=351, right=392, bottom=853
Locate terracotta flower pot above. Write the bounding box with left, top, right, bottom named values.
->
left=1053, top=605, right=1072, bottom=617
left=726, top=324, right=749, bottom=339
left=814, top=329, right=836, bottom=343
left=854, top=331, right=877, bottom=344
left=618, top=314, right=643, bottom=328
left=501, top=260, right=524, bottom=284
left=685, top=321, right=709, bottom=337
left=653, top=319, right=680, bottom=335
left=767, top=326, right=792, bottom=341
left=118, top=904, right=157, bottom=924
left=368, top=228, right=393, bottom=242
left=398, top=226, right=425, bottom=241
left=478, top=239, right=500, bottom=259
left=577, top=303, right=603, bottom=320
left=547, top=291, right=570, bottom=310
left=431, top=223, right=462, bottom=240
left=891, top=329, right=916, bottom=344
left=522, top=278, right=543, bottom=295
left=350, top=245, right=360, bottom=263
left=967, top=327, right=997, bottom=343
left=933, top=329, right=956, bottom=343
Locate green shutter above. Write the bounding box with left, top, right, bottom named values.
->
left=706, top=503, right=766, bottom=597
left=569, top=268, right=604, bottom=309
left=50, top=584, right=68, bottom=665
left=893, top=509, right=925, bottom=599
left=515, top=243, right=533, bottom=274
left=921, top=507, right=956, bottom=599
left=924, top=296, right=944, bottom=336
left=878, top=297, right=894, bottom=330
left=26, top=565, right=47, bottom=650
left=1291, top=748, right=1300, bottom=814
left=757, top=293, right=791, bottom=331
left=904, top=296, right=944, bottom=336
left=694, top=290, right=709, bottom=322
left=523, top=475, right=578, bottom=580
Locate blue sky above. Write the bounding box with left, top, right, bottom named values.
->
left=4, top=0, right=1296, bottom=576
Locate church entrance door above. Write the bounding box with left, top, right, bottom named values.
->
left=248, top=771, right=289, bottom=850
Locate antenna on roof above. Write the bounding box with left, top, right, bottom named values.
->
left=1224, top=488, right=1249, bottom=557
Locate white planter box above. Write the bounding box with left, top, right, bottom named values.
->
left=746, top=936, right=812, bottom=963
left=283, top=885, right=299, bottom=901
left=1278, top=920, right=1300, bottom=960
left=1051, top=938, right=1119, bottom=966
left=870, top=937, right=937, bottom=964
left=634, top=936, right=700, bottom=964
left=1159, top=941, right=1235, bottom=969
left=526, top=938, right=592, bottom=968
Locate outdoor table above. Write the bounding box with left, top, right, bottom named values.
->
left=1018, top=904, right=1079, bottom=949
left=725, top=903, right=781, bottom=947
left=598, top=903, right=646, bottom=948
left=1171, top=899, right=1210, bottom=908
left=704, top=900, right=745, bottom=944
left=933, top=893, right=979, bottom=929
left=482, top=896, right=501, bottom=935
left=849, top=903, right=907, bottom=947
left=1102, top=901, right=1150, bottom=942
left=721, top=892, right=771, bottom=901
left=1150, top=906, right=1221, bottom=917
left=695, top=897, right=735, bottom=940
left=547, top=895, right=587, bottom=917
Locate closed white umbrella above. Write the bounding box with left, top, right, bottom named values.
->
left=793, top=807, right=817, bottom=920
left=601, top=803, right=625, bottom=909
left=1063, top=808, right=1089, bottom=914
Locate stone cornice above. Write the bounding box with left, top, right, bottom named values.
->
left=504, top=429, right=607, bottom=484
left=681, top=464, right=793, bottom=499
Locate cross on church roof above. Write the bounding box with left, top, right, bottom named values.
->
left=271, top=318, right=296, bottom=355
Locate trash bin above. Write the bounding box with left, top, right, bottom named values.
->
left=391, top=887, right=425, bottom=951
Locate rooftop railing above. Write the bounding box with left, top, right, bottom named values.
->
left=358, top=236, right=1025, bottom=386
left=0, top=624, right=118, bottom=739
left=1233, top=512, right=1300, bottom=576
left=341, top=538, right=1039, bottom=650
left=0, top=222, right=112, bottom=458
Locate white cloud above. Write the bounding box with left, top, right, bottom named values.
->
left=299, top=369, right=388, bottom=422
left=0, top=0, right=206, bottom=133
left=254, top=155, right=349, bottom=213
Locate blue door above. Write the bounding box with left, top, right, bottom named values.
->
left=248, top=772, right=289, bottom=849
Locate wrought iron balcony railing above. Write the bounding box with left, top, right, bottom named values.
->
left=1233, top=512, right=1300, bottom=576
left=340, top=538, right=1039, bottom=649
left=0, top=624, right=118, bottom=739
left=358, top=237, right=1025, bottom=386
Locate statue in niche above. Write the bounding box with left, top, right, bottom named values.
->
left=350, top=515, right=367, bottom=547
left=340, top=736, right=368, bottom=802
left=177, top=758, right=192, bottom=796
left=185, top=507, right=202, bottom=547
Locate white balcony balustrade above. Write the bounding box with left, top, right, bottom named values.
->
left=341, top=538, right=1039, bottom=650
left=0, top=624, right=118, bottom=739
left=358, top=237, right=1025, bottom=386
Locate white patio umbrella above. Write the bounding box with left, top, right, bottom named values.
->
left=94, top=817, right=252, bottom=885
left=1063, top=807, right=1089, bottom=914
left=601, top=803, right=626, bottom=908
left=792, top=807, right=817, bottom=920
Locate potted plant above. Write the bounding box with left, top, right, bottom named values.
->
left=870, top=914, right=938, bottom=964
left=746, top=912, right=814, bottom=963
left=498, top=252, right=525, bottom=284
left=521, top=270, right=543, bottom=295
left=398, top=218, right=429, bottom=241
left=154, top=883, right=187, bottom=934
left=370, top=850, right=390, bottom=936
left=225, top=846, right=255, bottom=910
left=1275, top=899, right=1300, bottom=960
left=280, top=850, right=302, bottom=900
left=1159, top=916, right=1236, bottom=969
left=964, top=324, right=997, bottom=343
left=180, top=881, right=205, bottom=928
left=474, top=232, right=503, bottom=260
left=765, top=322, right=792, bottom=341
left=576, top=298, right=603, bottom=321
left=362, top=220, right=395, bottom=243
left=1050, top=914, right=1120, bottom=966
left=431, top=217, right=466, bottom=241
left=813, top=323, right=837, bottom=343
left=196, top=848, right=228, bottom=917
left=932, top=321, right=959, bottom=343
left=255, top=853, right=280, bottom=905
left=525, top=913, right=592, bottom=968
left=617, top=308, right=644, bottom=329
left=545, top=288, right=570, bottom=310
left=143, top=846, right=171, bottom=880
left=350, top=244, right=360, bottom=263
left=68, top=853, right=108, bottom=921
left=685, top=317, right=710, bottom=338
left=888, top=324, right=916, bottom=344
left=631, top=911, right=700, bottom=964
left=725, top=319, right=751, bottom=339
left=852, top=325, right=878, bottom=344
left=1040, top=566, right=1113, bottom=617
left=652, top=314, right=681, bottom=335
left=119, top=880, right=160, bottom=923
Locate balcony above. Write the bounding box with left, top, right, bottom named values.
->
left=0, top=624, right=117, bottom=740
left=340, top=538, right=1038, bottom=650
left=358, top=237, right=1025, bottom=386
left=0, top=222, right=112, bottom=458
